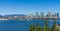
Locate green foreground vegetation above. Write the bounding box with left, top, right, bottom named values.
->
left=29, top=19, right=60, bottom=31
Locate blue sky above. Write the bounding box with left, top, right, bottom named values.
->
left=0, top=0, right=60, bottom=15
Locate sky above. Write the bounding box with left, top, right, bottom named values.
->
left=0, top=0, right=60, bottom=15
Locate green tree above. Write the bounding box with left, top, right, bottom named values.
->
left=30, top=25, right=35, bottom=31
left=43, top=19, right=50, bottom=31
left=29, top=24, right=43, bottom=31
left=57, top=28, right=60, bottom=31
left=52, top=20, right=56, bottom=31
left=37, top=25, right=42, bottom=31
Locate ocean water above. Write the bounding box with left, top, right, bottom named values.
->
left=0, top=20, right=60, bottom=31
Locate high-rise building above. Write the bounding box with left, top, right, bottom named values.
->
left=55, top=13, right=59, bottom=17
left=47, top=10, right=51, bottom=17
left=35, top=12, right=39, bottom=19
left=40, top=12, right=44, bottom=18
left=57, top=13, right=59, bottom=17
left=29, top=14, right=34, bottom=20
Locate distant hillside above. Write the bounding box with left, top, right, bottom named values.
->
left=4, top=14, right=26, bottom=16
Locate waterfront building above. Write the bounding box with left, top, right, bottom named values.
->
left=25, top=14, right=32, bottom=20
left=55, top=13, right=59, bottom=17
left=40, top=12, right=44, bottom=18
left=47, top=10, right=51, bottom=18
left=52, top=13, right=55, bottom=17
left=0, top=11, right=59, bottom=20
left=4, top=14, right=26, bottom=20
left=29, top=14, right=34, bottom=20
left=35, top=12, right=39, bottom=19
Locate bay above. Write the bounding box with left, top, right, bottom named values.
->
left=0, top=20, right=60, bottom=31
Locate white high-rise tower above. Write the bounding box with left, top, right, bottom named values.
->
left=47, top=10, right=51, bottom=17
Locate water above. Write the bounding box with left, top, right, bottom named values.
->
left=0, top=20, right=60, bottom=31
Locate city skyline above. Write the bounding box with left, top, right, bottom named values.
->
left=0, top=0, right=60, bottom=15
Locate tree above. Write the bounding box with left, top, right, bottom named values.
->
left=43, top=19, right=50, bottom=31
left=38, top=25, right=42, bottom=31
left=30, top=25, right=35, bottom=31
left=52, top=20, right=56, bottom=31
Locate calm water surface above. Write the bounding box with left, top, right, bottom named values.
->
left=0, top=20, right=60, bottom=31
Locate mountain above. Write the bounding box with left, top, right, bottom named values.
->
left=4, top=14, right=26, bottom=17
